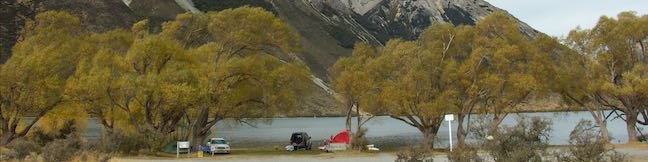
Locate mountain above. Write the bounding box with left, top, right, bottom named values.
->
left=1, top=0, right=540, bottom=116
left=191, top=0, right=538, bottom=80
left=0, top=0, right=139, bottom=62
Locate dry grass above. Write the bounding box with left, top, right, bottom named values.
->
left=613, top=142, right=648, bottom=149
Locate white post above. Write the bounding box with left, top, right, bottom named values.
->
left=448, top=120, right=453, bottom=152
left=445, top=114, right=454, bottom=152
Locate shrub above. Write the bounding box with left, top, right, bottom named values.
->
left=70, top=151, right=113, bottom=162
left=0, top=146, right=18, bottom=160
left=94, top=131, right=147, bottom=155
left=7, top=139, right=40, bottom=159
left=351, top=128, right=369, bottom=151
left=556, top=120, right=628, bottom=162
left=484, top=117, right=552, bottom=162
left=143, top=131, right=171, bottom=153
left=447, top=145, right=483, bottom=162
left=394, top=147, right=433, bottom=162
left=40, top=137, right=82, bottom=162
left=22, top=152, right=44, bottom=162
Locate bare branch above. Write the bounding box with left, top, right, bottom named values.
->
left=390, top=115, right=416, bottom=127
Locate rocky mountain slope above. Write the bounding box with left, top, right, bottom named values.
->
left=1, top=0, right=539, bottom=116
left=191, top=0, right=538, bottom=80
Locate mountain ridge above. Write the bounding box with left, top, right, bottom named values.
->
left=190, top=0, right=539, bottom=80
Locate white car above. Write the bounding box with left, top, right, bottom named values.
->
left=207, top=138, right=230, bottom=154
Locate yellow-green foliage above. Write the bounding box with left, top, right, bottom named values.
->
left=36, top=103, right=87, bottom=137
left=563, top=12, right=648, bottom=142
left=64, top=29, right=134, bottom=133
left=469, top=13, right=554, bottom=130
left=0, top=11, right=85, bottom=145
left=330, top=42, right=376, bottom=110
left=331, top=12, right=554, bottom=148
left=62, top=6, right=311, bottom=149
left=0, top=6, right=310, bottom=148
left=329, top=42, right=377, bottom=150
left=179, top=8, right=310, bottom=146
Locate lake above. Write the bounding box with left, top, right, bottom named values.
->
left=81, top=111, right=648, bottom=149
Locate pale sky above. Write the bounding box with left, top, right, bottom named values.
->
left=484, top=0, right=648, bottom=37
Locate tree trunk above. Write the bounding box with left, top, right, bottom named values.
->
left=456, top=113, right=466, bottom=146
left=345, top=103, right=354, bottom=147
left=0, top=131, right=14, bottom=146
left=599, top=119, right=610, bottom=143
left=420, top=127, right=437, bottom=150
left=192, top=129, right=209, bottom=151
left=356, top=103, right=361, bottom=132
left=626, top=112, right=638, bottom=143
left=592, top=111, right=610, bottom=143
left=192, top=106, right=210, bottom=150
left=354, top=103, right=361, bottom=150
left=489, top=113, right=507, bottom=135
left=0, top=111, right=47, bottom=146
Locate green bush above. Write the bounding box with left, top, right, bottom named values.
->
left=7, top=139, right=41, bottom=159
left=485, top=117, right=552, bottom=162
left=142, top=131, right=173, bottom=153
left=556, top=120, right=627, bottom=162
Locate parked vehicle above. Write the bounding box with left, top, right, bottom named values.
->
left=290, top=132, right=312, bottom=150
left=206, top=138, right=230, bottom=154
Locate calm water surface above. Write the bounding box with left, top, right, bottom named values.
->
left=82, top=111, right=647, bottom=148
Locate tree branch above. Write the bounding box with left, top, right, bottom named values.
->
left=390, top=115, right=416, bottom=127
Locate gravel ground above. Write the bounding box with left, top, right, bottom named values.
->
left=112, top=153, right=407, bottom=162
left=111, top=146, right=648, bottom=162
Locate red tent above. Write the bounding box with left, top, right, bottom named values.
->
left=329, top=130, right=350, bottom=144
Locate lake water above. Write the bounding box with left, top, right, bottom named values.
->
left=81, top=111, right=647, bottom=149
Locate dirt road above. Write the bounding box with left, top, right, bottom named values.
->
left=112, top=153, right=403, bottom=162
left=111, top=145, right=648, bottom=162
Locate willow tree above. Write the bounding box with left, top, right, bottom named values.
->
left=417, top=22, right=504, bottom=146
left=551, top=29, right=613, bottom=142
left=161, top=7, right=311, bottom=149
left=329, top=42, right=378, bottom=149
left=0, top=11, right=84, bottom=145
left=64, top=19, right=199, bottom=151
left=105, top=33, right=198, bottom=151
left=65, top=29, right=134, bottom=133
left=563, top=12, right=648, bottom=142
left=363, top=39, right=455, bottom=149
left=470, top=13, right=553, bottom=133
